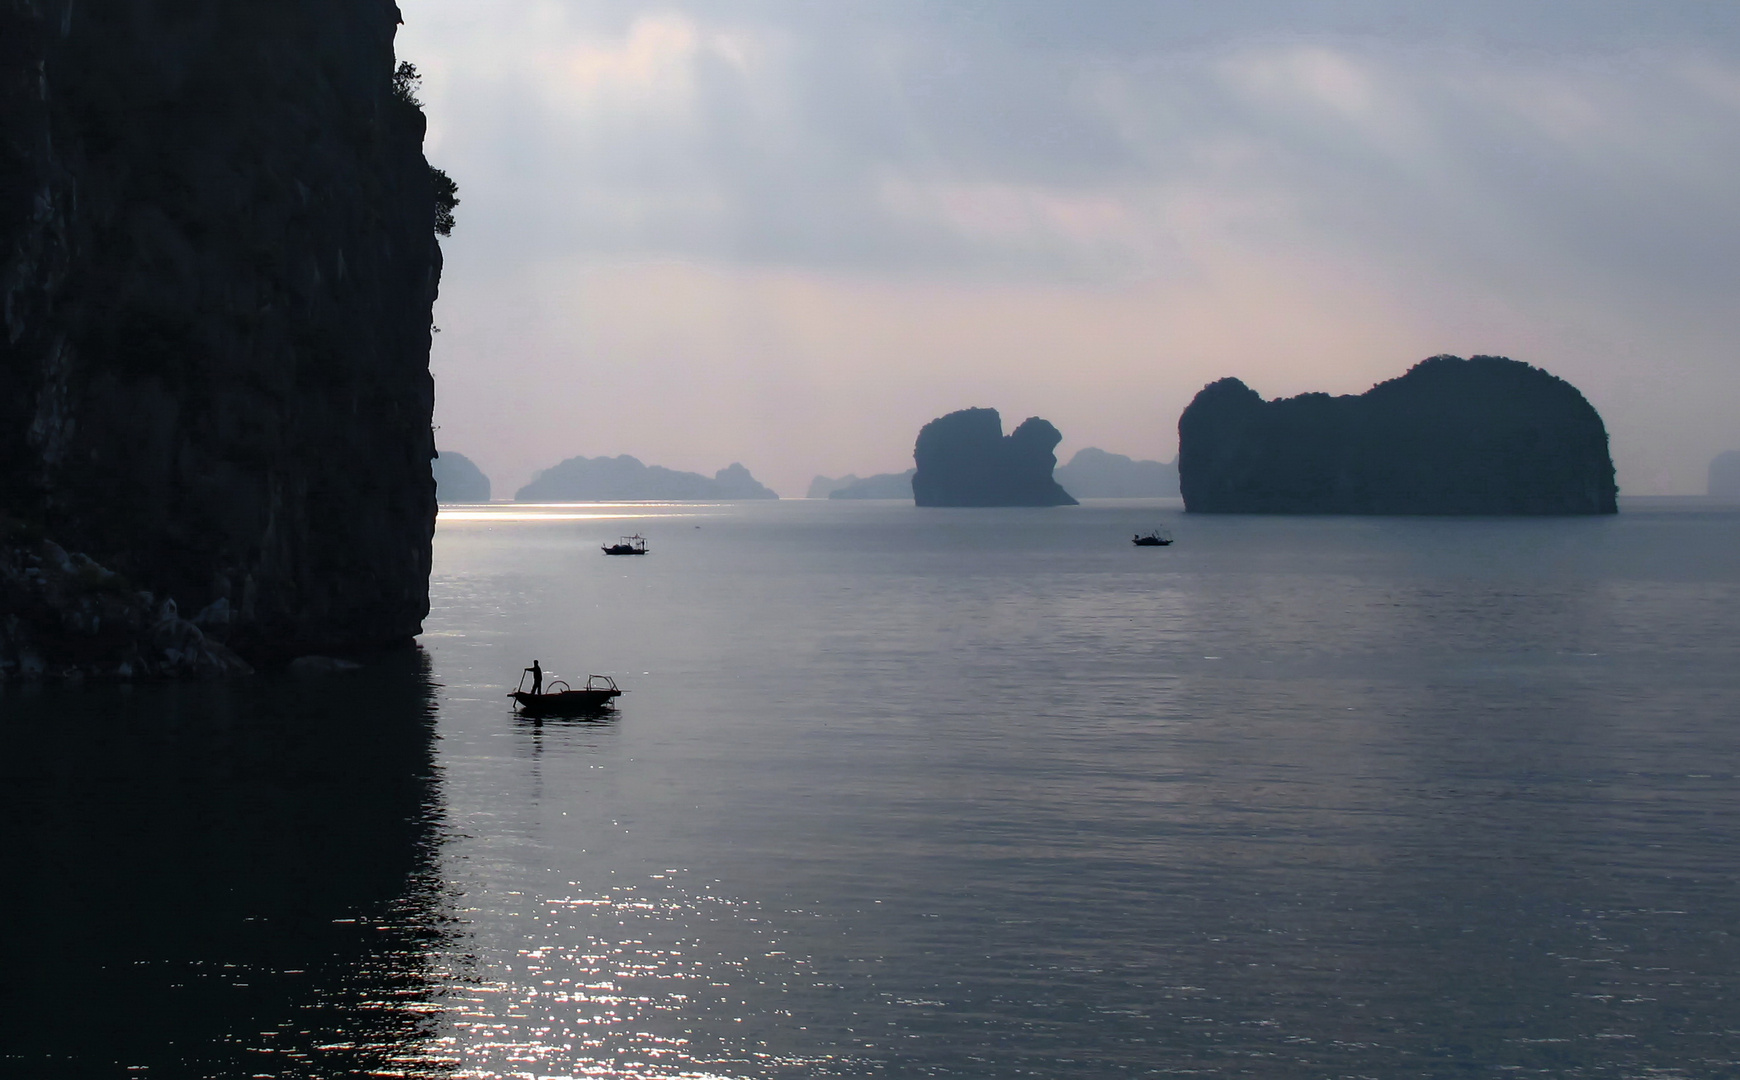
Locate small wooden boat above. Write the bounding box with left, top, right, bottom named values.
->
left=602, top=534, right=648, bottom=555
left=510, top=674, right=623, bottom=716
left=1133, top=528, right=1174, bottom=547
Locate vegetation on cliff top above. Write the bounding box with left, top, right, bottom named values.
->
left=392, top=62, right=458, bottom=236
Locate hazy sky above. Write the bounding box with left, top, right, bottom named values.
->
left=400, top=1, right=1740, bottom=497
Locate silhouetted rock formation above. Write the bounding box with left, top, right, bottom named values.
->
left=1709, top=451, right=1740, bottom=502
left=1179, top=355, right=1617, bottom=515
left=809, top=471, right=915, bottom=499
left=808, top=475, right=858, bottom=498
left=1, top=533, right=253, bottom=678
left=1055, top=448, right=1179, bottom=498
left=911, top=409, right=1077, bottom=507
left=830, top=470, right=915, bottom=500
left=433, top=452, right=491, bottom=502
left=1, top=0, right=443, bottom=676
left=515, top=455, right=779, bottom=501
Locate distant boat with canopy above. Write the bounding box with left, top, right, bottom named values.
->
left=602, top=534, right=648, bottom=555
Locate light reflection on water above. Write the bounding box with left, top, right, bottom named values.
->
left=427, top=874, right=834, bottom=1079
left=0, top=652, right=453, bottom=1079
left=7, top=499, right=1740, bottom=1077
left=414, top=499, right=1740, bottom=1078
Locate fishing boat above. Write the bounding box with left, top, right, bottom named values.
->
left=602, top=534, right=648, bottom=555
left=1133, top=528, right=1174, bottom=547
left=510, top=673, right=624, bottom=716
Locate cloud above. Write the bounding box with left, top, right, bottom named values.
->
left=400, top=2, right=1740, bottom=494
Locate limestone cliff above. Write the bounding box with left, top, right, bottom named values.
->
left=911, top=408, right=1077, bottom=507
left=1, top=0, right=443, bottom=673
left=1178, top=356, right=1617, bottom=515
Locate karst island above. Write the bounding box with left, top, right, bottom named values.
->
left=912, top=408, right=1077, bottom=507
left=1178, top=355, right=1617, bottom=515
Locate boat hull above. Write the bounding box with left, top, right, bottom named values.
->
left=512, top=689, right=621, bottom=716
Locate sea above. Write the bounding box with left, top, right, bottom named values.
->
left=4, top=497, right=1739, bottom=1079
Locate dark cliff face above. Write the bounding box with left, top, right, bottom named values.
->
left=1, top=0, right=442, bottom=663
left=911, top=407, right=1078, bottom=507
left=1178, top=356, right=1618, bottom=515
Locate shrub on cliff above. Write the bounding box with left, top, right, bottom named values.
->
left=392, top=62, right=459, bottom=236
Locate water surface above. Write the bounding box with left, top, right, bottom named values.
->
left=419, top=499, right=1740, bottom=1078
left=4, top=498, right=1738, bottom=1078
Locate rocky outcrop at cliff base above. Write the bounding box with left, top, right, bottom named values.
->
left=3, top=535, right=251, bottom=679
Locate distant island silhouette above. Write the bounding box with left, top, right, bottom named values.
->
left=1710, top=451, right=1740, bottom=502
left=912, top=408, right=1077, bottom=507
left=433, top=452, right=491, bottom=503
left=808, top=470, right=916, bottom=500
left=515, top=455, right=778, bottom=501
left=1055, top=448, right=1179, bottom=499
left=807, top=475, right=857, bottom=498
left=1179, top=355, right=1617, bottom=515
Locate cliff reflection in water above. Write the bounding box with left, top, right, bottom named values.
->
left=0, top=652, right=450, bottom=1079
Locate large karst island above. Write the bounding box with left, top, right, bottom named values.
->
left=515, top=455, right=778, bottom=501
left=1178, top=355, right=1617, bottom=515
left=912, top=408, right=1077, bottom=507
left=2, top=0, right=447, bottom=677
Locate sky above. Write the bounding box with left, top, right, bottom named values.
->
left=399, top=1, right=1740, bottom=498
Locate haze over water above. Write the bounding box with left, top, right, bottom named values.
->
left=6, top=499, right=1740, bottom=1077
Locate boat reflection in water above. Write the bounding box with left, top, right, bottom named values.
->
left=0, top=650, right=451, bottom=1079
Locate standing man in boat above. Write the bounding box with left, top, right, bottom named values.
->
left=526, top=659, right=543, bottom=695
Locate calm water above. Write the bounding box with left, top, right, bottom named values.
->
left=4, top=498, right=1740, bottom=1078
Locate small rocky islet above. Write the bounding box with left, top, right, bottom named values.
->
left=911, top=408, right=1078, bottom=507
